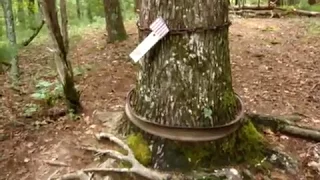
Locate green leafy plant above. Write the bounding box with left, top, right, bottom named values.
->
left=73, top=64, right=92, bottom=76
left=298, top=0, right=311, bottom=10
left=31, top=80, right=63, bottom=106
left=23, top=103, right=40, bottom=117
left=307, top=20, right=320, bottom=35
left=203, top=107, right=213, bottom=120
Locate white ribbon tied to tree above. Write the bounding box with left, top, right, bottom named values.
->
left=129, top=17, right=169, bottom=62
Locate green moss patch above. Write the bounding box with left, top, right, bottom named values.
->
left=126, top=133, right=152, bottom=166
left=179, top=120, right=266, bottom=168
left=125, top=119, right=266, bottom=171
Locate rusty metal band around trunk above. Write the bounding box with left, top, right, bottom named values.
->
left=124, top=88, right=245, bottom=142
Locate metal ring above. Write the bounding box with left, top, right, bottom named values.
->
left=126, top=87, right=244, bottom=129
left=124, top=87, right=245, bottom=142
left=136, top=21, right=232, bottom=34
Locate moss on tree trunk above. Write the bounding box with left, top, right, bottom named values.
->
left=123, top=0, right=266, bottom=172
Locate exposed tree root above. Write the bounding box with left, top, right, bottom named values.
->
left=50, top=112, right=318, bottom=180
left=248, top=113, right=320, bottom=142
left=49, top=133, right=170, bottom=180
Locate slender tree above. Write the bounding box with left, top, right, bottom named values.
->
left=123, top=0, right=264, bottom=170
left=2, top=0, right=19, bottom=83
left=17, top=0, right=26, bottom=26
left=76, top=0, right=81, bottom=19
left=86, top=1, right=93, bottom=22
left=28, top=0, right=36, bottom=29
left=40, top=0, right=82, bottom=113
left=102, top=0, right=127, bottom=43
left=134, top=0, right=140, bottom=13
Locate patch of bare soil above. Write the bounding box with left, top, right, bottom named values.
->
left=0, top=18, right=319, bottom=180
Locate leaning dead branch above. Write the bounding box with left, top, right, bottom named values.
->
left=248, top=113, right=320, bottom=142
left=21, top=20, right=45, bottom=47
left=54, top=133, right=170, bottom=180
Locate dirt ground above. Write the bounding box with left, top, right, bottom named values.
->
left=0, top=17, right=319, bottom=180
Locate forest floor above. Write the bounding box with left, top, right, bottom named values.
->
left=0, top=17, right=320, bottom=180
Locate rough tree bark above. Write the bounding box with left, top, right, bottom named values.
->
left=2, top=0, right=19, bottom=83
left=40, top=0, right=82, bottom=113
left=124, top=0, right=264, bottom=171
left=102, top=0, right=127, bottom=43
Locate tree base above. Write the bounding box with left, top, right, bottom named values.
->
left=50, top=111, right=310, bottom=180
left=123, top=119, right=266, bottom=172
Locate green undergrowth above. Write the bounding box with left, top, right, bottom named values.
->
left=307, top=19, right=320, bottom=35
left=126, top=133, right=152, bottom=166
left=280, top=1, right=320, bottom=12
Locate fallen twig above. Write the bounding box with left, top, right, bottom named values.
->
left=47, top=169, right=60, bottom=180
left=59, top=171, right=91, bottom=180
left=44, top=160, right=69, bottom=167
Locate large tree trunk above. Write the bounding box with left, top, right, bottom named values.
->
left=123, top=0, right=263, bottom=171
left=2, top=0, right=19, bottom=83
left=40, top=0, right=82, bottom=113
left=102, top=0, right=127, bottom=43
left=135, top=0, right=235, bottom=131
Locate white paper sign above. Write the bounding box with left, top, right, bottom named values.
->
left=129, top=17, right=169, bottom=62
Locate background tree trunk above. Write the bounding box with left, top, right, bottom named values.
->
left=40, top=0, right=82, bottom=113
left=86, top=1, right=93, bottom=23
left=28, top=0, right=35, bottom=15
left=134, top=0, right=140, bottom=13
left=124, top=0, right=261, bottom=171
left=2, top=0, right=19, bottom=83
left=28, top=0, right=36, bottom=29
left=308, top=0, right=316, bottom=5
left=102, top=0, right=127, bottom=43
left=60, top=0, right=69, bottom=52
left=17, top=0, right=26, bottom=26
left=76, top=0, right=81, bottom=19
